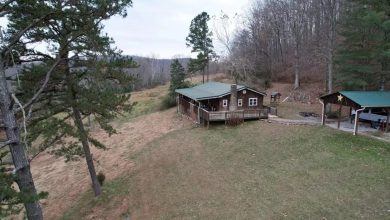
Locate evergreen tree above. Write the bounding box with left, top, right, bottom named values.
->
left=6, top=0, right=135, bottom=197
left=336, top=0, right=390, bottom=90
left=0, top=1, right=60, bottom=218
left=186, top=12, right=215, bottom=83
left=169, top=59, right=187, bottom=96
left=0, top=151, right=48, bottom=218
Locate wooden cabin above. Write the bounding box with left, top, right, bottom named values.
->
left=175, top=82, right=268, bottom=125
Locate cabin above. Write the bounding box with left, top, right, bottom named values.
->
left=175, top=82, right=268, bottom=126
left=320, top=91, right=390, bottom=135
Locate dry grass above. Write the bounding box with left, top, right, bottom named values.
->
left=275, top=102, right=322, bottom=119
left=61, top=122, right=390, bottom=220
left=30, top=108, right=192, bottom=220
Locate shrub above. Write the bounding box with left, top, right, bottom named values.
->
left=97, top=172, right=106, bottom=186
left=226, top=113, right=243, bottom=126
left=160, top=95, right=176, bottom=110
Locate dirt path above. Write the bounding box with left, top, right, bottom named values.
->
left=31, top=108, right=192, bottom=220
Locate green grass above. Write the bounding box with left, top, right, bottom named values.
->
left=275, top=102, right=321, bottom=119
left=114, top=97, right=163, bottom=127
left=61, top=122, right=390, bottom=220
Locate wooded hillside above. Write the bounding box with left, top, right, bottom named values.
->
left=222, top=0, right=389, bottom=92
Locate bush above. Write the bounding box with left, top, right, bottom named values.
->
left=160, top=95, right=176, bottom=110
left=226, top=113, right=243, bottom=126
left=97, top=172, right=105, bottom=186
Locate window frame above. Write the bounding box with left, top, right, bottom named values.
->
left=222, top=99, right=228, bottom=107
left=237, top=99, right=243, bottom=107
left=248, top=98, right=258, bottom=107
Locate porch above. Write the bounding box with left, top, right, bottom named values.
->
left=199, top=108, right=269, bottom=122
left=177, top=96, right=268, bottom=126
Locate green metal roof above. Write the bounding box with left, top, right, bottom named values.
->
left=339, top=91, right=390, bottom=108
left=175, top=81, right=265, bottom=101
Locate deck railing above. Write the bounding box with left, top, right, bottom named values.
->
left=178, top=96, right=269, bottom=124
left=200, top=108, right=269, bottom=122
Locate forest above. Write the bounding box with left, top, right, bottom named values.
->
left=220, top=0, right=389, bottom=92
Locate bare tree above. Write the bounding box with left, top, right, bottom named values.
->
left=229, top=0, right=345, bottom=91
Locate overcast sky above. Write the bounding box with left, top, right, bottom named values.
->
left=0, top=0, right=251, bottom=59
left=103, top=0, right=251, bottom=58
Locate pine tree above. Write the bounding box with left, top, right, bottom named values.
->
left=0, top=151, right=48, bottom=218
left=186, top=12, right=215, bottom=83
left=6, top=0, right=135, bottom=197
left=336, top=0, right=390, bottom=90
left=0, top=1, right=60, bottom=218
left=169, top=59, right=187, bottom=96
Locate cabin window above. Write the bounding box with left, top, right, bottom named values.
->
left=237, top=99, right=243, bottom=107
left=248, top=98, right=258, bottom=106
left=222, top=99, right=228, bottom=107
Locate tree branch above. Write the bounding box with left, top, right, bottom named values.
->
left=0, top=160, right=13, bottom=166
left=0, top=0, right=16, bottom=14
left=0, top=140, right=15, bottom=149
left=29, top=133, right=66, bottom=162
left=1, top=13, right=53, bottom=55
left=17, top=57, right=62, bottom=111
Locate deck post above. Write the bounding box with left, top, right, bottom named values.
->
left=337, top=104, right=342, bottom=129
left=321, top=101, right=326, bottom=126
left=197, top=105, right=200, bottom=124
left=177, top=96, right=180, bottom=114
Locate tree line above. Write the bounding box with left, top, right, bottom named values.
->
left=223, top=0, right=389, bottom=91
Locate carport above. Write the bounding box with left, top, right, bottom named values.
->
left=320, top=91, right=390, bottom=135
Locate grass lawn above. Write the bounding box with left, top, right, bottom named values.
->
left=61, top=121, right=389, bottom=219
left=276, top=102, right=322, bottom=119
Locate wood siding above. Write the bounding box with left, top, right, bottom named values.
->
left=199, top=89, right=264, bottom=112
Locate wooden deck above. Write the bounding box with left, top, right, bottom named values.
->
left=177, top=96, right=269, bottom=126
left=199, top=108, right=269, bottom=122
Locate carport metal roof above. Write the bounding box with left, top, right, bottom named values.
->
left=320, top=91, right=390, bottom=108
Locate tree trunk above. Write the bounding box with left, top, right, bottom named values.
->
left=327, top=51, right=333, bottom=94
left=0, top=58, right=43, bottom=220
left=63, top=52, right=101, bottom=196
left=202, top=68, right=205, bottom=84
left=206, top=62, right=209, bottom=82
left=294, top=44, right=300, bottom=89
left=72, top=107, right=101, bottom=196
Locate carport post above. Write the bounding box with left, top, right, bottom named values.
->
left=386, top=109, right=389, bottom=132
left=353, top=112, right=359, bottom=135
left=337, top=103, right=342, bottom=129
left=353, top=108, right=365, bottom=136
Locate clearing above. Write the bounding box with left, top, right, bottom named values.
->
left=61, top=124, right=390, bottom=219
left=26, top=74, right=389, bottom=219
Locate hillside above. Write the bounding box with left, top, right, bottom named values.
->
left=61, top=121, right=390, bottom=219
left=24, top=73, right=390, bottom=220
